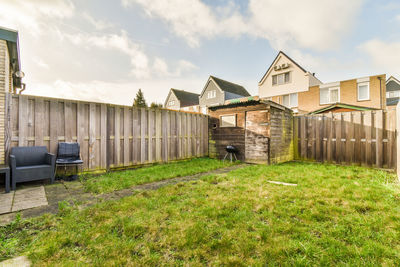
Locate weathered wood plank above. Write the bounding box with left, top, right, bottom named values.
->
left=375, top=110, right=383, bottom=168
left=114, top=106, right=121, bottom=166
left=34, top=98, right=45, bottom=146
left=18, top=95, right=29, bottom=147
left=123, top=107, right=130, bottom=166
left=100, top=104, right=107, bottom=169
left=49, top=100, right=59, bottom=153
left=148, top=109, right=154, bottom=163
left=155, top=109, right=161, bottom=162
left=141, top=108, right=146, bottom=163
left=88, top=103, right=96, bottom=169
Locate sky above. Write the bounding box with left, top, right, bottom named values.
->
left=1, top=0, right=400, bottom=106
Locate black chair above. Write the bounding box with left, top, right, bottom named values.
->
left=56, top=143, right=83, bottom=179
left=10, top=146, right=56, bottom=190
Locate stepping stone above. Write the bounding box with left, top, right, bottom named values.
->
left=12, top=186, right=48, bottom=212
left=0, top=192, right=13, bottom=214
left=267, top=181, right=297, bottom=186
left=0, top=255, right=31, bottom=267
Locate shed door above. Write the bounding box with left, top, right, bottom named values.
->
left=245, top=110, right=269, bottom=163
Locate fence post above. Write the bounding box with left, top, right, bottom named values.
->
left=397, top=102, right=400, bottom=180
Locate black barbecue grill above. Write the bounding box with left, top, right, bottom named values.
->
left=223, top=145, right=238, bottom=162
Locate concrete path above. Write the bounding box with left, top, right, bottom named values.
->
left=0, top=164, right=246, bottom=225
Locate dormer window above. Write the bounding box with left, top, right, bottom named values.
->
left=207, top=90, right=216, bottom=99
left=168, top=100, right=175, bottom=106
left=272, top=72, right=291, bottom=85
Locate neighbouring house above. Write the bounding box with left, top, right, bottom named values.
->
left=208, top=98, right=293, bottom=164
left=164, top=88, right=200, bottom=112
left=386, top=76, right=400, bottom=108
left=199, top=75, right=251, bottom=114
left=258, top=51, right=322, bottom=113
left=0, top=27, right=24, bottom=164
left=302, top=75, right=386, bottom=114
left=258, top=51, right=386, bottom=114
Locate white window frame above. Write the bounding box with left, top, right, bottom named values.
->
left=357, top=82, right=370, bottom=101
left=220, top=114, right=236, bottom=128
left=387, top=91, right=400, bottom=98
left=320, top=86, right=340, bottom=105
left=207, top=90, right=216, bottom=99
left=282, top=93, right=298, bottom=108
left=272, top=72, right=291, bottom=86
left=168, top=100, right=175, bottom=106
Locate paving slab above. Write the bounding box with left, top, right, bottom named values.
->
left=0, top=256, right=31, bottom=267
left=0, top=192, right=13, bottom=214
left=12, top=186, right=48, bottom=212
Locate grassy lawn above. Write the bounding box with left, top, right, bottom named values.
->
left=81, top=157, right=236, bottom=193
left=2, top=162, right=400, bottom=265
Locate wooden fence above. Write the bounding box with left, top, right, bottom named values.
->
left=5, top=94, right=208, bottom=171
left=294, top=110, right=396, bottom=170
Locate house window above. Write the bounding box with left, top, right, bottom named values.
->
left=387, top=91, right=400, bottom=98
left=207, top=90, right=216, bottom=99
left=357, top=82, right=369, bottom=101
left=168, top=100, right=175, bottom=106
left=272, top=72, right=291, bottom=85
left=220, top=114, right=236, bottom=127
left=320, top=87, right=339, bottom=105
left=282, top=93, right=298, bottom=108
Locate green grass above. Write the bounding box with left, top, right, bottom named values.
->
left=81, top=157, right=236, bottom=193
left=2, top=162, right=400, bottom=266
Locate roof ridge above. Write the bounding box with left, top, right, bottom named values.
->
left=210, top=75, right=245, bottom=88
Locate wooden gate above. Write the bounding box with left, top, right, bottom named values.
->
left=245, top=110, right=270, bottom=163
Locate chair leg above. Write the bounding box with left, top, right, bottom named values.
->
left=12, top=179, right=16, bottom=191
left=223, top=153, right=228, bottom=161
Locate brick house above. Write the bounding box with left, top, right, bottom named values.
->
left=258, top=51, right=386, bottom=114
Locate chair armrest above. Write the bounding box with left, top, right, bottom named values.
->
left=9, top=155, right=16, bottom=170
left=45, top=153, right=56, bottom=167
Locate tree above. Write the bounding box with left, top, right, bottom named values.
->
left=150, top=102, right=163, bottom=109
left=132, top=89, right=147, bottom=107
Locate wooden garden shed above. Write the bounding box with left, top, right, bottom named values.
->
left=208, top=98, right=294, bottom=164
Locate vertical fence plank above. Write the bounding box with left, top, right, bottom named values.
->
left=141, top=108, right=146, bottom=163
left=123, top=107, right=130, bottom=166
left=49, top=100, right=59, bottom=154
left=343, top=112, right=352, bottom=164
left=114, top=106, right=121, bottom=166
left=100, top=104, right=107, bottom=169
left=155, top=109, right=162, bottom=162
left=34, top=98, right=44, bottom=146
left=88, top=103, right=96, bottom=169
left=375, top=110, right=383, bottom=168
left=18, top=95, right=28, bottom=147
left=148, top=109, right=154, bottom=163
left=364, top=111, right=372, bottom=166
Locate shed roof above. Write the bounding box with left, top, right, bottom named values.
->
left=309, top=103, right=376, bottom=114
left=0, top=26, right=20, bottom=72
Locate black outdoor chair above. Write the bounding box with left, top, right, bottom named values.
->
left=10, top=146, right=56, bottom=190
left=56, top=142, right=83, bottom=180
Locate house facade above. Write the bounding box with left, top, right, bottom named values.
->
left=259, top=51, right=386, bottom=113
left=386, top=76, right=400, bottom=108
left=0, top=27, right=23, bottom=164
left=199, top=75, right=251, bottom=114
left=258, top=51, right=322, bottom=113
left=164, top=88, right=200, bottom=112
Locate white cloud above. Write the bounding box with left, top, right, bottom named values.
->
left=33, top=58, right=50, bottom=69
left=0, top=0, right=75, bottom=34
left=28, top=78, right=205, bottom=105
left=82, top=12, right=113, bottom=30
left=123, top=0, right=363, bottom=51
left=359, top=39, right=400, bottom=75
